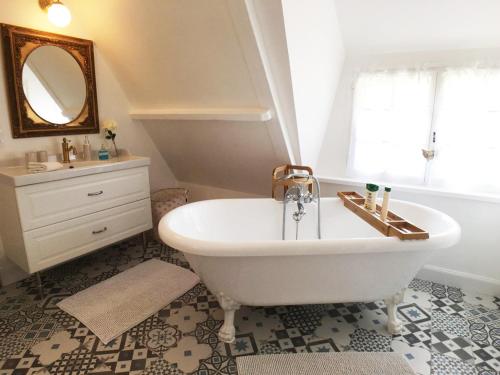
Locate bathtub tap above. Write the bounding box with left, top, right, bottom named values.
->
left=293, top=201, right=305, bottom=222
left=286, top=186, right=307, bottom=220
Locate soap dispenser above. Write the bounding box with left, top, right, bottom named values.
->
left=98, top=144, right=109, bottom=160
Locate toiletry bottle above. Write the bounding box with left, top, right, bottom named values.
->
left=380, top=187, right=391, bottom=221
left=83, top=136, right=92, bottom=161
left=37, top=150, right=48, bottom=162
left=364, top=183, right=379, bottom=213
left=25, top=151, right=37, bottom=167
left=98, top=144, right=109, bottom=160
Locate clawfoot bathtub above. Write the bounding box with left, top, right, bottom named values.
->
left=159, top=198, right=460, bottom=343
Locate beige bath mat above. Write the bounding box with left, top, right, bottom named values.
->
left=57, top=259, right=199, bottom=344
left=237, top=352, right=416, bottom=375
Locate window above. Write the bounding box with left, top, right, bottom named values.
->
left=348, top=67, right=500, bottom=195
left=22, top=64, right=70, bottom=124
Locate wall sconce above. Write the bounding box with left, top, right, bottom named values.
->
left=39, top=0, right=72, bottom=28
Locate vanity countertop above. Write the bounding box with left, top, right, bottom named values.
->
left=0, top=155, right=150, bottom=187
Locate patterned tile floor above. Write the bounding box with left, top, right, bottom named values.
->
left=0, top=238, right=499, bottom=375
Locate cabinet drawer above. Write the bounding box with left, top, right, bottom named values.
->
left=23, top=198, right=152, bottom=273
left=16, top=167, right=150, bottom=231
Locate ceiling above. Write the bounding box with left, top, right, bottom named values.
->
left=334, top=0, right=500, bottom=54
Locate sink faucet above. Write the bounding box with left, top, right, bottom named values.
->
left=279, top=173, right=321, bottom=239
left=61, top=137, right=77, bottom=163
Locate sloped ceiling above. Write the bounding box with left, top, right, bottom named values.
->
left=334, top=0, right=500, bottom=54
left=68, top=0, right=259, bottom=108
left=282, top=0, right=345, bottom=169
left=66, top=0, right=294, bottom=194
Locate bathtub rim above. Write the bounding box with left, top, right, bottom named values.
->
left=159, top=198, right=461, bottom=257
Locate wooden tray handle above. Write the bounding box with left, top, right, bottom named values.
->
left=272, top=164, right=314, bottom=199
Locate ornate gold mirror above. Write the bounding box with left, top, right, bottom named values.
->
left=1, top=24, right=99, bottom=138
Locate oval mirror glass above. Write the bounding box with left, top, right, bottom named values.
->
left=22, top=45, right=86, bottom=125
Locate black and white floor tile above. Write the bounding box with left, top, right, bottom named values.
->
left=0, top=237, right=499, bottom=375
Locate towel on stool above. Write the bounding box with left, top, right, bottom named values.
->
left=28, top=161, right=63, bottom=173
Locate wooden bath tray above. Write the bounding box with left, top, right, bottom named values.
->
left=338, top=191, right=429, bottom=240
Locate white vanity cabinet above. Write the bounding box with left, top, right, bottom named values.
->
left=0, top=156, right=153, bottom=275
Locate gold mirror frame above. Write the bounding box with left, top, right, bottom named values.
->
left=1, top=24, right=99, bottom=138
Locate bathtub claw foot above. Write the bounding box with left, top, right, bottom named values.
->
left=219, top=325, right=236, bottom=343
left=384, top=289, right=405, bottom=335
left=217, top=292, right=241, bottom=343
left=387, top=318, right=403, bottom=335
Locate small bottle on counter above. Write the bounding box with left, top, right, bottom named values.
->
left=98, top=144, right=109, bottom=160
left=380, top=187, right=391, bottom=221
left=364, top=183, right=379, bottom=213
left=37, top=150, right=48, bottom=162
left=83, top=136, right=92, bottom=161
left=25, top=151, right=37, bottom=167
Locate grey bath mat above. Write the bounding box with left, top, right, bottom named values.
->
left=236, top=352, right=416, bottom=375
left=57, top=259, right=199, bottom=344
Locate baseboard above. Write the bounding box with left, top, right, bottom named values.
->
left=418, top=264, right=500, bottom=296
left=0, top=260, right=28, bottom=286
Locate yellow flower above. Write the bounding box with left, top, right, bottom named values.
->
left=102, top=119, right=118, bottom=132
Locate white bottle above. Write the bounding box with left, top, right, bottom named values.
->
left=83, top=136, right=92, bottom=161
left=380, top=187, right=391, bottom=221
left=364, top=183, right=379, bottom=213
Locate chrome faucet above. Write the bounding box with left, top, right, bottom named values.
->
left=285, top=185, right=308, bottom=222
left=279, top=173, right=321, bottom=240
left=294, top=202, right=305, bottom=222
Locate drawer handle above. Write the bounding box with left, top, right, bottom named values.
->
left=92, top=227, right=107, bottom=235
left=88, top=190, right=103, bottom=197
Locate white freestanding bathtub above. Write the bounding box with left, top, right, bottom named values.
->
left=159, top=197, right=460, bottom=342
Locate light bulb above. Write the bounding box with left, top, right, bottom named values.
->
left=47, top=2, right=72, bottom=27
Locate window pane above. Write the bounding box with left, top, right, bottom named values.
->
left=429, top=68, right=500, bottom=194
left=348, top=70, right=434, bottom=184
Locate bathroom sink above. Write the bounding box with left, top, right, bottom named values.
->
left=62, top=158, right=124, bottom=169
left=0, top=156, right=150, bottom=187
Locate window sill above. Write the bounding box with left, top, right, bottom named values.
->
left=317, top=175, right=500, bottom=204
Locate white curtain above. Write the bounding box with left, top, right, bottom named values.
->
left=429, top=68, right=500, bottom=194
left=347, top=70, right=435, bottom=185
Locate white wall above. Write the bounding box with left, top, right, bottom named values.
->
left=144, top=120, right=282, bottom=196
left=281, top=0, right=345, bottom=169
left=317, top=48, right=500, bottom=295
left=181, top=181, right=265, bottom=202
left=0, top=2, right=177, bottom=285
